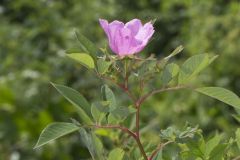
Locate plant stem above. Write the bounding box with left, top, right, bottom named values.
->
left=138, top=85, right=188, bottom=106
left=132, top=86, right=187, bottom=160
left=134, top=101, right=148, bottom=160
left=134, top=136, right=148, bottom=160
left=88, top=124, right=148, bottom=160
left=135, top=102, right=140, bottom=137
left=125, top=59, right=148, bottom=160
left=124, top=58, right=128, bottom=87
left=96, top=78, right=187, bottom=160
left=118, top=83, right=136, bottom=102
left=149, top=141, right=173, bottom=160
left=95, top=59, right=150, bottom=160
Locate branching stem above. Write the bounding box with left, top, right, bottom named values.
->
left=137, top=85, right=188, bottom=106
left=96, top=62, right=189, bottom=160
left=88, top=124, right=148, bottom=160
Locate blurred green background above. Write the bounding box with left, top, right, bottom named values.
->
left=0, top=0, right=239, bottom=159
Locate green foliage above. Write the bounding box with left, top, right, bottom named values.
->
left=97, top=59, right=112, bottom=74
left=91, top=101, right=108, bottom=124
left=36, top=41, right=240, bottom=159
left=67, top=53, right=95, bottom=69
left=178, top=54, right=216, bottom=84
left=161, top=63, right=179, bottom=85
left=102, top=85, right=117, bottom=110
left=38, top=38, right=240, bottom=159
left=107, top=148, right=125, bottom=160
left=90, top=85, right=136, bottom=124
left=110, top=106, right=136, bottom=121
left=34, top=122, right=80, bottom=149
left=75, top=31, right=101, bottom=60
left=196, top=87, right=240, bottom=109
left=79, top=128, right=104, bottom=160
left=205, top=134, right=223, bottom=157
left=236, top=129, right=240, bottom=151
left=152, top=151, right=162, bottom=160
left=164, top=45, right=184, bottom=61
left=160, top=125, right=199, bottom=142
left=182, top=134, right=227, bottom=160
left=51, top=83, right=93, bottom=124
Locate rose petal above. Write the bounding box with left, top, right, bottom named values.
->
left=99, top=19, right=109, bottom=36
left=107, top=20, right=124, bottom=54
left=132, top=22, right=154, bottom=53
left=115, top=27, right=135, bottom=56
left=125, top=19, right=142, bottom=36
left=135, top=22, right=154, bottom=42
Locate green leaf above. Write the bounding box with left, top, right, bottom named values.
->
left=209, top=55, right=219, bottom=64
left=236, top=128, right=240, bottom=151
left=91, top=105, right=103, bottom=124
left=92, top=134, right=104, bottom=159
left=232, top=114, right=240, bottom=123
left=107, top=107, right=136, bottom=124
left=107, top=113, right=118, bottom=124
left=75, top=31, right=100, bottom=59
left=186, top=138, right=205, bottom=159
left=178, top=125, right=199, bottom=139
left=160, top=125, right=199, bottom=142
left=111, top=107, right=136, bottom=120
left=92, top=101, right=110, bottom=112
left=34, top=122, right=80, bottom=149
left=209, top=144, right=227, bottom=160
left=107, top=148, right=125, bottom=160
left=65, top=48, right=84, bottom=54
left=102, top=85, right=117, bottom=110
left=205, top=134, right=222, bottom=156
left=97, top=59, right=112, bottom=74
left=161, top=63, right=179, bottom=85
left=51, top=83, right=93, bottom=124
left=152, top=149, right=163, bottom=160
left=137, top=60, right=157, bottom=77
left=67, top=53, right=95, bottom=69
left=79, top=128, right=104, bottom=160
left=165, top=45, right=184, bottom=60
left=196, top=87, right=240, bottom=109
left=91, top=102, right=108, bottom=124
left=178, top=54, right=214, bottom=84
left=160, top=126, right=176, bottom=141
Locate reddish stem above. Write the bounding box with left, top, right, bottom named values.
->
left=89, top=124, right=148, bottom=160
left=148, top=141, right=173, bottom=160
left=137, top=85, right=187, bottom=106
left=117, top=83, right=136, bottom=102
left=135, top=102, right=140, bottom=137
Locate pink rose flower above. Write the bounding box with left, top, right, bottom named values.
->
left=99, top=19, right=155, bottom=57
